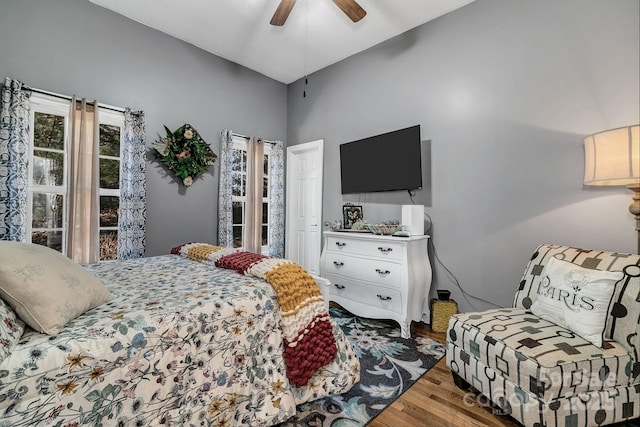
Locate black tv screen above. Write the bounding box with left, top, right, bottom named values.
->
left=340, top=125, right=422, bottom=194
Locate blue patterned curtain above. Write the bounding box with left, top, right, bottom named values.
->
left=268, top=141, right=285, bottom=257
left=217, top=129, right=234, bottom=247
left=0, top=78, right=31, bottom=241
left=118, top=109, right=147, bottom=259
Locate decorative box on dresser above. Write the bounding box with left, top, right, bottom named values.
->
left=320, top=231, right=432, bottom=338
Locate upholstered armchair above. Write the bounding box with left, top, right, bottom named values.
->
left=446, top=244, right=639, bottom=427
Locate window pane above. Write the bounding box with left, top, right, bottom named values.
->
left=231, top=150, right=240, bottom=171
left=32, top=230, right=63, bottom=252
left=100, top=196, right=119, bottom=227
left=100, top=230, right=118, bottom=261
left=31, top=230, right=47, bottom=247
left=100, top=158, right=120, bottom=189
left=32, top=193, right=63, bottom=228
left=262, top=203, right=268, bottom=224
left=34, top=112, right=64, bottom=150
left=232, top=173, right=245, bottom=197
left=262, top=225, right=268, bottom=246
left=263, top=152, right=270, bottom=197
left=232, top=226, right=243, bottom=248
left=232, top=201, right=243, bottom=224
left=32, top=150, right=64, bottom=186
left=99, top=124, right=121, bottom=157
left=231, top=149, right=246, bottom=172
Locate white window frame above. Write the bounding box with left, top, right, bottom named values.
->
left=26, top=93, right=124, bottom=259
left=27, top=95, right=71, bottom=254
left=98, top=110, right=124, bottom=247
left=230, top=136, right=272, bottom=254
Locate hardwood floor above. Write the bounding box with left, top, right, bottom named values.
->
left=368, top=323, right=519, bottom=427
left=368, top=322, right=640, bottom=427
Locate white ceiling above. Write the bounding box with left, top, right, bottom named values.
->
left=88, top=0, right=475, bottom=84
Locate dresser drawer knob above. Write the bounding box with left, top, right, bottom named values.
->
left=375, top=268, right=390, bottom=276
left=333, top=261, right=344, bottom=267
left=336, top=242, right=347, bottom=248
left=377, top=294, right=392, bottom=301
left=378, top=247, right=393, bottom=253
left=335, top=284, right=346, bottom=290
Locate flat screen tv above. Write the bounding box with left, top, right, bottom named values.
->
left=340, top=125, right=422, bottom=194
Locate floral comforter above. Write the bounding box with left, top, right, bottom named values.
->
left=0, top=255, right=359, bottom=426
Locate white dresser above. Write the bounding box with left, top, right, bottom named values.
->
left=319, top=231, right=432, bottom=338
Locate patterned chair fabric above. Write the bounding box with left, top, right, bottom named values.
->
left=446, top=244, right=640, bottom=427
left=513, top=244, right=640, bottom=357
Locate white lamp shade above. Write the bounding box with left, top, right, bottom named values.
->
left=584, top=125, right=640, bottom=186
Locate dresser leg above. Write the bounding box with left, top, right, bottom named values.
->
left=400, top=320, right=410, bottom=339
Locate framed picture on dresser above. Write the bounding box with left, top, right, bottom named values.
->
left=342, top=205, right=363, bottom=229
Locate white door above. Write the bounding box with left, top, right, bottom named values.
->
left=285, top=140, right=324, bottom=275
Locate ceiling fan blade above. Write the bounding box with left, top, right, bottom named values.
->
left=270, top=0, right=297, bottom=26
left=332, top=0, right=367, bottom=23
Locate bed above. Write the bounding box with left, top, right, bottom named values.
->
left=0, top=242, right=360, bottom=426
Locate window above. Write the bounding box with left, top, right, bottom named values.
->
left=27, top=94, right=124, bottom=260
left=230, top=137, right=271, bottom=253
left=98, top=113, right=123, bottom=260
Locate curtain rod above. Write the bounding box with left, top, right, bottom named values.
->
left=24, top=86, right=125, bottom=113
left=231, top=132, right=277, bottom=145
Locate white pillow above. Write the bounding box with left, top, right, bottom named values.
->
left=0, top=242, right=112, bottom=335
left=530, top=256, right=623, bottom=347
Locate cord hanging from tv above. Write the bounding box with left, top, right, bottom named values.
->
left=339, top=125, right=422, bottom=194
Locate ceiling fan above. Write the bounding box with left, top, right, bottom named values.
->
left=270, top=0, right=367, bottom=26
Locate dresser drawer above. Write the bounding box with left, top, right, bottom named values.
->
left=325, top=274, right=402, bottom=314
left=326, top=236, right=403, bottom=261
left=323, top=252, right=401, bottom=288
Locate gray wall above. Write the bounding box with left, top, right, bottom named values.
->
left=287, top=0, right=640, bottom=312
left=0, top=0, right=287, bottom=256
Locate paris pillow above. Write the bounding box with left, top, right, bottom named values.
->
left=530, top=256, right=623, bottom=347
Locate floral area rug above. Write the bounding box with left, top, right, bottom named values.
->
left=278, top=306, right=446, bottom=427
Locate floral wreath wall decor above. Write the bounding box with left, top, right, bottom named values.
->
left=152, top=124, right=218, bottom=187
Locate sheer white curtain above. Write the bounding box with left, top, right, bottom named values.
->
left=66, top=97, right=100, bottom=264
left=244, top=137, right=264, bottom=253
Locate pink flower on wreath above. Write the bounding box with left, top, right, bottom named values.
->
left=176, top=149, right=191, bottom=160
